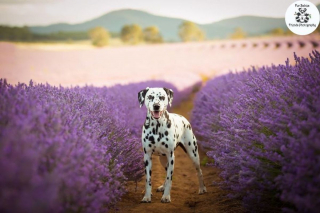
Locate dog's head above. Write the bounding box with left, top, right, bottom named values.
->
left=138, top=87, right=174, bottom=119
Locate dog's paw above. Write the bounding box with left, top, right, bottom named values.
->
left=199, top=186, right=207, bottom=195
left=141, top=196, right=151, bottom=203
left=156, top=185, right=165, bottom=192
left=161, top=195, right=171, bottom=203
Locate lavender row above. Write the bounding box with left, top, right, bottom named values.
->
left=191, top=51, right=320, bottom=212
left=0, top=80, right=184, bottom=213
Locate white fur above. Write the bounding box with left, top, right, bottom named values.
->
left=138, top=87, right=206, bottom=203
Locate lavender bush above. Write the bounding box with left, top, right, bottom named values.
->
left=192, top=51, right=320, bottom=212
left=0, top=79, right=184, bottom=213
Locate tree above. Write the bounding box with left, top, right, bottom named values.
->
left=230, top=28, right=246, bottom=39
left=89, top=27, right=110, bottom=47
left=0, top=25, right=33, bottom=41
left=270, top=28, right=285, bottom=36
left=178, top=21, right=205, bottom=42
left=120, top=24, right=143, bottom=44
left=313, top=24, right=320, bottom=34
left=285, top=29, right=295, bottom=36
left=143, top=26, right=163, bottom=43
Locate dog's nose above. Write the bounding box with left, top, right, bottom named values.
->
left=153, top=104, right=160, bottom=111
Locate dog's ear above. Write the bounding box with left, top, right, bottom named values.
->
left=138, top=87, right=149, bottom=108
left=163, top=87, right=174, bottom=107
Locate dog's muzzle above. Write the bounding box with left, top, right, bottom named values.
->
left=151, top=110, right=164, bottom=119
left=151, top=104, right=163, bottom=119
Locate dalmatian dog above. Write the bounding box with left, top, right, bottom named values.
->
left=138, top=87, right=207, bottom=203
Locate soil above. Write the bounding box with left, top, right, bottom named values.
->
left=111, top=92, right=244, bottom=213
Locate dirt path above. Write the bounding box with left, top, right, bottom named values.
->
left=112, top=92, right=244, bottom=213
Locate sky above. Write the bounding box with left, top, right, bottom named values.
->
left=0, top=0, right=320, bottom=26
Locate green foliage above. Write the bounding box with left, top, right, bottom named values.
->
left=89, top=27, right=110, bottom=47
left=109, top=32, right=120, bottom=38
left=34, top=31, right=89, bottom=41
left=143, top=26, right=163, bottom=43
left=178, top=21, right=205, bottom=42
left=120, top=24, right=143, bottom=44
left=259, top=126, right=276, bottom=137
left=285, top=29, right=294, bottom=36
left=313, top=24, right=320, bottom=34
left=270, top=28, right=285, bottom=36
left=201, top=156, right=214, bottom=166
left=0, top=25, right=90, bottom=42
left=0, top=25, right=33, bottom=41
left=230, top=27, right=246, bottom=39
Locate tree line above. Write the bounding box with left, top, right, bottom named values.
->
left=0, top=26, right=90, bottom=41
left=0, top=22, right=314, bottom=47
left=87, top=22, right=206, bottom=47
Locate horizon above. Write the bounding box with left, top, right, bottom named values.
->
left=1, top=0, right=319, bottom=27
left=28, top=8, right=287, bottom=28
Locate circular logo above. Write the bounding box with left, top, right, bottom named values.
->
left=285, top=1, right=320, bottom=35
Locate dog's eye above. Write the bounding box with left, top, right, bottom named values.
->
left=159, top=96, right=165, bottom=101
left=148, top=95, right=154, bottom=100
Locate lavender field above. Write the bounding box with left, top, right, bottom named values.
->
left=0, top=35, right=319, bottom=91
left=0, top=79, right=189, bottom=212
left=1, top=36, right=320, bottom=212
left=192, top=51, right=320, bottom=212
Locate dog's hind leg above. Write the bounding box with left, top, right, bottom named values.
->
left=157, top=155, right=168, bottom=192
left=183, top=130, right=207, bottom=194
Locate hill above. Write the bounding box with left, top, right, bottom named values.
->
left=29, top=8, right=304, bottom=41
left=201, top=16, right=286, bottom=39
left=30, top=9, right=186, bottom=41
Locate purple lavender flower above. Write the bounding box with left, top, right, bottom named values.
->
left=0, top=79, right=188, bottom=213
left=192, top=51, right=320, bottom=212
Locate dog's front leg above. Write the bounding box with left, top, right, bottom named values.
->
left=161, top=150, right=175, bottom=203
left=141, top=152, right=152, bottom=203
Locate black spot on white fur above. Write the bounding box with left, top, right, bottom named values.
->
left=149, top=136, right=155, bottom=144
left=140, top=87, right=206, bottom=202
